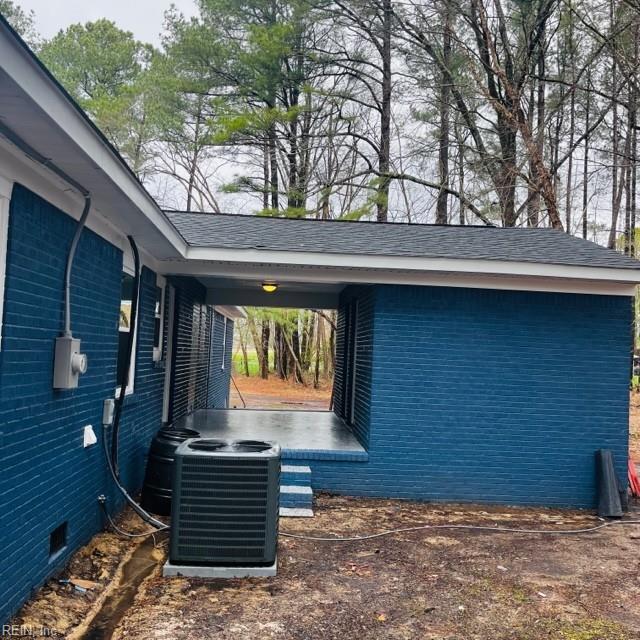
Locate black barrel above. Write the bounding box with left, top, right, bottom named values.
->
left=141, top=426, right=200, bottom=516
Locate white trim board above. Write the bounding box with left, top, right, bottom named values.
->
left=164, top=259, right=639, bottom=297
left=0, top=177, right=11, bottom=350
left=153, top=274, right=167, bottom=363
left=184, top=246, right=640, bottom=285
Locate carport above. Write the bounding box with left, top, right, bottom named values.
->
left=158, top=211, right=640, bottom=509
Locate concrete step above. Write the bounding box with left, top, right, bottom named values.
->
left=279, top=507, right=314, bottom=518
left=279, top=464, right=314, bottom=516
left=280, top=484, right=313, bottom=509
left=281, top=464, right=312, bottom=486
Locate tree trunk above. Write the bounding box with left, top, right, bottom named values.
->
left=283, top=328, right=307, bottom=386
left=608, top=0, right=619, bottom=249
left=314, top=315, right=322, bottom=388
left=582, top=75, right=591, bottom=240
left=239, top=326, right=250, bottom=377
left=268, top=122, right=279, bottom=211
left=496, top=122, right=518, bottom=226
left=186, top=106, right=202, bottom=213
left=247, top=314, right=266, bottom=379
left=274, top=323, right=287, bottom=379
left=260, top=321, right=270, bottom=379
left=564, top=89, right=575, bottom=234
left=436, top=0, right=452, bottom=225
left=377, top=0, right=392, bottom=223
left=528, top=45, right=545, bottom=227
left=287, top=88, right=300, bottom=211
left=263, top=137, right=270, bottom=211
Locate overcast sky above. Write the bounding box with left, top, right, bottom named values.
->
left=17, top=0, right=198, bottom=44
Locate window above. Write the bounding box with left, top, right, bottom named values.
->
left=153, top=276, right=166, bottom=362
left=221, top=316, right=228, bottom=370
left=116, top=270, right=137, bottom=395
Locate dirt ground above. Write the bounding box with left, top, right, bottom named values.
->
left=230, top=374, right=332, bottom=410
left=112, top=496, right=640, bottom=640
left=10, top=510, right=161, bottom=639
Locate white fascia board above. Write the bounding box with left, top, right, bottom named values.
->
left=166, top=257, right=639, bottom=296
left=184, top=246, right=640, bottom=287
left=0, top=141, right=162, bottom=274
left=213, top=305, right=247, bottom=319
left=0, top=28, right=186, bottom=257
left=0, top=176, right=11, bottom=349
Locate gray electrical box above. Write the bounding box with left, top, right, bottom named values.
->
left=53, top=336, right=88, bottom=389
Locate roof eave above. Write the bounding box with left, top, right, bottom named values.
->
left=183, top=246, right=640, bottom=286
left=0, top=17, right=187, bottom=259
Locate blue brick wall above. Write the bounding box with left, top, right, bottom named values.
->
left=207, top=311, right=234, bottom=408
left=323, top=284, right=631, bottom=508
left=0, top=185, right=167, bottom=623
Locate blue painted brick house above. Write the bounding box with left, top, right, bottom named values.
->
left=0, top=184, right=239, bottom=623
left=1, top=13, right=640, bottom=625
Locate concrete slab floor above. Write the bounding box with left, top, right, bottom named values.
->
left=172, top=409, right=365, bottom=453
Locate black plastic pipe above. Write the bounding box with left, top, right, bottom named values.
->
left=111, top=236, right=141, bottom=474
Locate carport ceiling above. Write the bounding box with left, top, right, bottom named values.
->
left=197, top=276, right=343, bottom=309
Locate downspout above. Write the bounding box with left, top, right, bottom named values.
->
left=111, top=235, right=140, bottom=472
left=102, top=236, right=168, bottom=531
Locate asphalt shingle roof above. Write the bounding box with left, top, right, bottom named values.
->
left=165, top=211, right=640, bottom=271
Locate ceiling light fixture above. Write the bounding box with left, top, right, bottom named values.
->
left=262, top=281, right=278, bottom=293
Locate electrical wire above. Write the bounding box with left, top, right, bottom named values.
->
left=99, top=500, right=163, bottom=539
left=101, top=423, right=169, bottom=531
left=230, top=375, right=247, bottom=408
left=63, top=195, right=91, bottom=337
left=279, top=518, right=640, bottom=542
